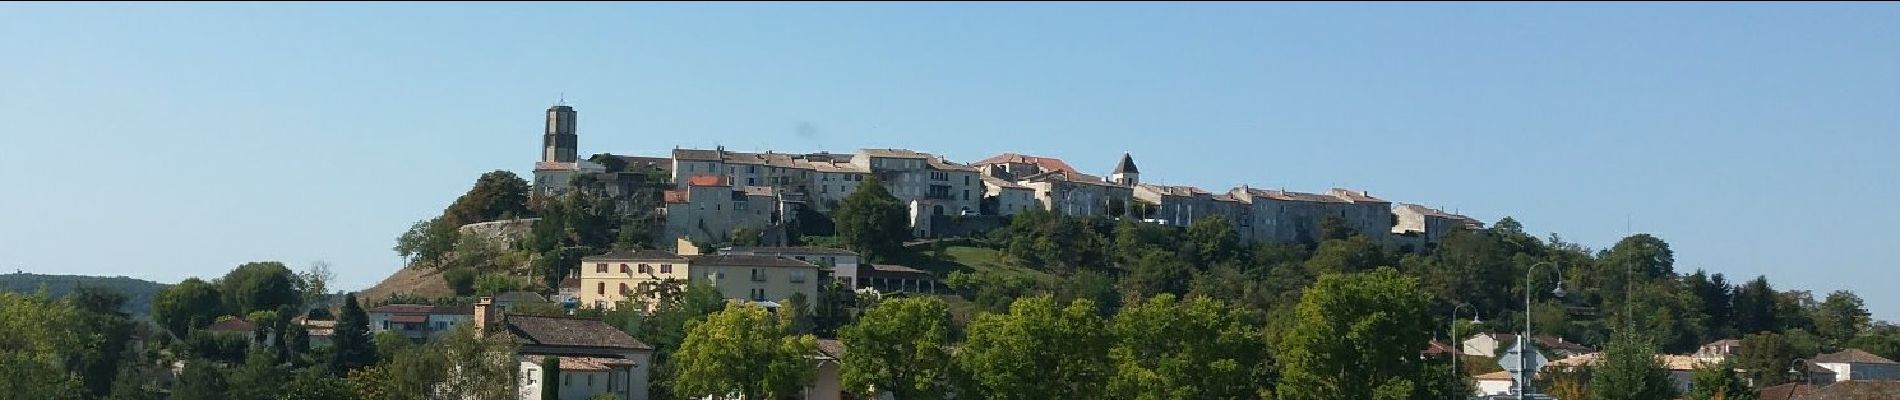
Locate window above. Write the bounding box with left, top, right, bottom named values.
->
left=660, top=264, right=672, bottom=273
left=619, top=283, right=630, bottom=295
left=381, top=320, right=390, bottom=330
left=587, top=375, right=594, bottom=387
left=751, top=288, right=766, bottom=301
left=747, top=177, right=757, bottom=186
left=597, top=282, right=606, bottom=295
left=596, top=263, right=607, bottom=273
left=748, top=165, right=757, bottom=173
left=620, top=264, right=630, bottom=274
left=434, top=321, right=447, bottom=330
left=751, top=268, right=766, bottom=282
left=638, top=264, right=651, bottom=274
left=564, top=375, right=571, bottom=386
left=964, top=190, right=970, bottom=201
left=791, top=271, right=807, bottom=283
left=965, top=175, right=971, bottom=185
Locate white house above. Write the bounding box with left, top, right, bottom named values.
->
left=1812, top=349, right=1900, bottom=383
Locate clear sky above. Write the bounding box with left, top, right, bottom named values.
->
left=2, top=2, right=1895, bottom=319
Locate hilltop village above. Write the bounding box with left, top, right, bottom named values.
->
left=528, top=103, right=1482, bottom=255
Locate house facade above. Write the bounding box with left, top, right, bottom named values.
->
left=579, top=249, right=820, bottom=311
left=482, top=297, right=654, bottom=400
left=367, top=304, right=474, bottom=341
left=1812, top=349, right=1900, bottom=383
left=717, top=246, right=861, bottom=289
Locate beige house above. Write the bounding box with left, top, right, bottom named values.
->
left=661, top=175, right=789, bottom=246
left=1225, top=186, right=1392, bottom=245
left=1133, top=184, right=1216, bottom=227
left=579, top=247, right=820, bottom=312
left=718, top=246, right=861, bottom=289
left=981, top=177, right=1037, bottom=216
left=1390, top=203, right=1484, bottom=253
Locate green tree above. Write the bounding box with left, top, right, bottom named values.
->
left=0, top=292, right=90, bottom=399
left=106, top=363, right=159, bottom=400
left=1302, top=235, right=1389, bottom=276
left=1273, top=268, right=1432, bottom=400
left=441, top=170, right=533, bottom=228
left=68, top=286, right=136, bottom=396
left=228, top=349, right=289, bottom=400
left=840, top=297, right=955, bottom=399
left=671, top=304, right=819, bottom=400
left=834, top=176, right=912, bottom=263
left=373, top=331, right=415, bottom=361
left=171, top=360, right=230, bottom=400
left=1737, top=331, right=1794, bottom=388
left=1687, top=360, right=1755, bottom=400
left=434, top=325, right=521, bottom=400
left=1590, top=332, right=1679, bottom=400
left=1812, top=290, right=1871, bottom=345
left=281, top=367, right=354, bottom=400
left=329, top=293, right=376, bottom=375
left=1125, top=249, right=1193, bottom=298
left=956, top=295, right=1111, bottom=400
left=541, top=356, right=561, bottom=400
left=220, top=261, right=304, bottom=315
left=443, top=267, right=478, bottom=296
left=604, top=280, right=727, bottom=399
left=152, top=277, right=226, bottom=337
left=1732, top=277, right=1781, bottom=335
left=1107, top=294, right=1269, bottom=400
left=1184, top=216, right=1239, bottom=264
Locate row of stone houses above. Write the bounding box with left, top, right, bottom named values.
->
left=530, top=103, right=1485, bottom=250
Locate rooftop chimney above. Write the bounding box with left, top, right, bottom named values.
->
left=474, top=296, right=495, bottom=337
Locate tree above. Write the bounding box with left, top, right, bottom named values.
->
left=106, top=363, right=160, bottom=400
left=228, top=349, right=289, bottom=400
left=1738, top=331, right=1794, bottom=388
left=441, top=170, right=532, bottom=228
left=1273, top=268, right=1432, bottom=400
left=1590, top=332, right=1679, bottom=400
left=152, top=277, right=226, bottom=337
left=0, top=292, right=90, bottom=399
left=220, top=261, right=304, bottom=316
left=840, top=297, right=955, bottom=399
left=329, top=293, right=376, bottom=375
left=170, top=360, right=229, bottom=400
left=1812, top=290, right=1871, bottom=345
left=1124, top=249, right=1193, bottom=298
left=300, top=261, right=336, bottom=311
left=834, top=176, right=911, bottom=263
left=671, top=304, right=819, bottom=400
left=1302, top=235, right=1389, bottom=276
left=1687, top=360, right=1756, bottom=400
left=1107, top=294, right=1269, bottom=400
left=68, top=286, right=136, bottom=396
left=1732, top=277, right=1781, bottom=335
left=443, top=267, right=477, bottom=296
left=1184, top=216, right=1239, bottom=265
left=433, top=325, right=521, bottom=400
left=373, top=331, right=415, bottom=361
left=956, top=295, right=1111, bottom=400
left=1685, top=270, right=1736, bottom=339
left=541, top=356, right=560, bottom=400
left=606, top=280, right=727, bottom=400
left=281, top=367, right=353, bottom=400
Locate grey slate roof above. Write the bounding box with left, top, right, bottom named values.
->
left=1113, top=153, right=1139, bottom=174
left=506, top=315, right=652, bottom=351
left=1812, top=349, right=1897, bottom=364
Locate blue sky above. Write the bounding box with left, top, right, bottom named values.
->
left=1, top=3, right=1896, bottom=320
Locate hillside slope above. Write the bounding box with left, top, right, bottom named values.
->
left=0, top=272, right=170, bottom=317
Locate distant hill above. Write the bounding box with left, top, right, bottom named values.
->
left=0, top=272, right=170, bottom=317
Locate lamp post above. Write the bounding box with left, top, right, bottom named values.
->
left=1789, top=358, right=1809, bottom=386
left=1520, top=261, right=1566, bottom=400
left=1451, top=303, right=1482, bottom=391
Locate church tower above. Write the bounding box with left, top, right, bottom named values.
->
left=542, top=103, right=578, bottom=163
left=1110, top=152, right=1140, bottom=186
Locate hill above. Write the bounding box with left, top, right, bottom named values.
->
left=0, top=272, right=170, bottom=317
left=355, top=265, right=456, bottom=305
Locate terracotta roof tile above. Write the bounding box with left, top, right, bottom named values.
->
left=975, top=153, right=1082, bottom=175
left=583, top=249, right=689, bottom=262
left=686, top=174, right=729, bottom=187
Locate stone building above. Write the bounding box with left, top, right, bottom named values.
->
left=577, top=248, right=820, bottom=312
left=1133, top=184, right=1216, bottom=227
left=1390, top=203, right=1484, bottom=252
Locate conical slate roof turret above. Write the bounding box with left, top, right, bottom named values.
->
left=1113, top=153, right=1139, bottom=174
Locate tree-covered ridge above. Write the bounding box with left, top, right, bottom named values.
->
left=0, top=272, right=169, bottom=317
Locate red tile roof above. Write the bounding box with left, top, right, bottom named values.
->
left=686, top=174, right=729, bottom=187
left=975, top=153, right=1081, bottom=175
left=205, top=318, right=256, bottom=333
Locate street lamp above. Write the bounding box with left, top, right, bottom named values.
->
left=1789, top=358, right=1809, bottom=386
left=1451, top=303, right=1482, bottom=388
left=1520, top=261, right=1566, bottom=400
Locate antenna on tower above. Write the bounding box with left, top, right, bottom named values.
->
left=557, top=93, right=567, bottom=107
